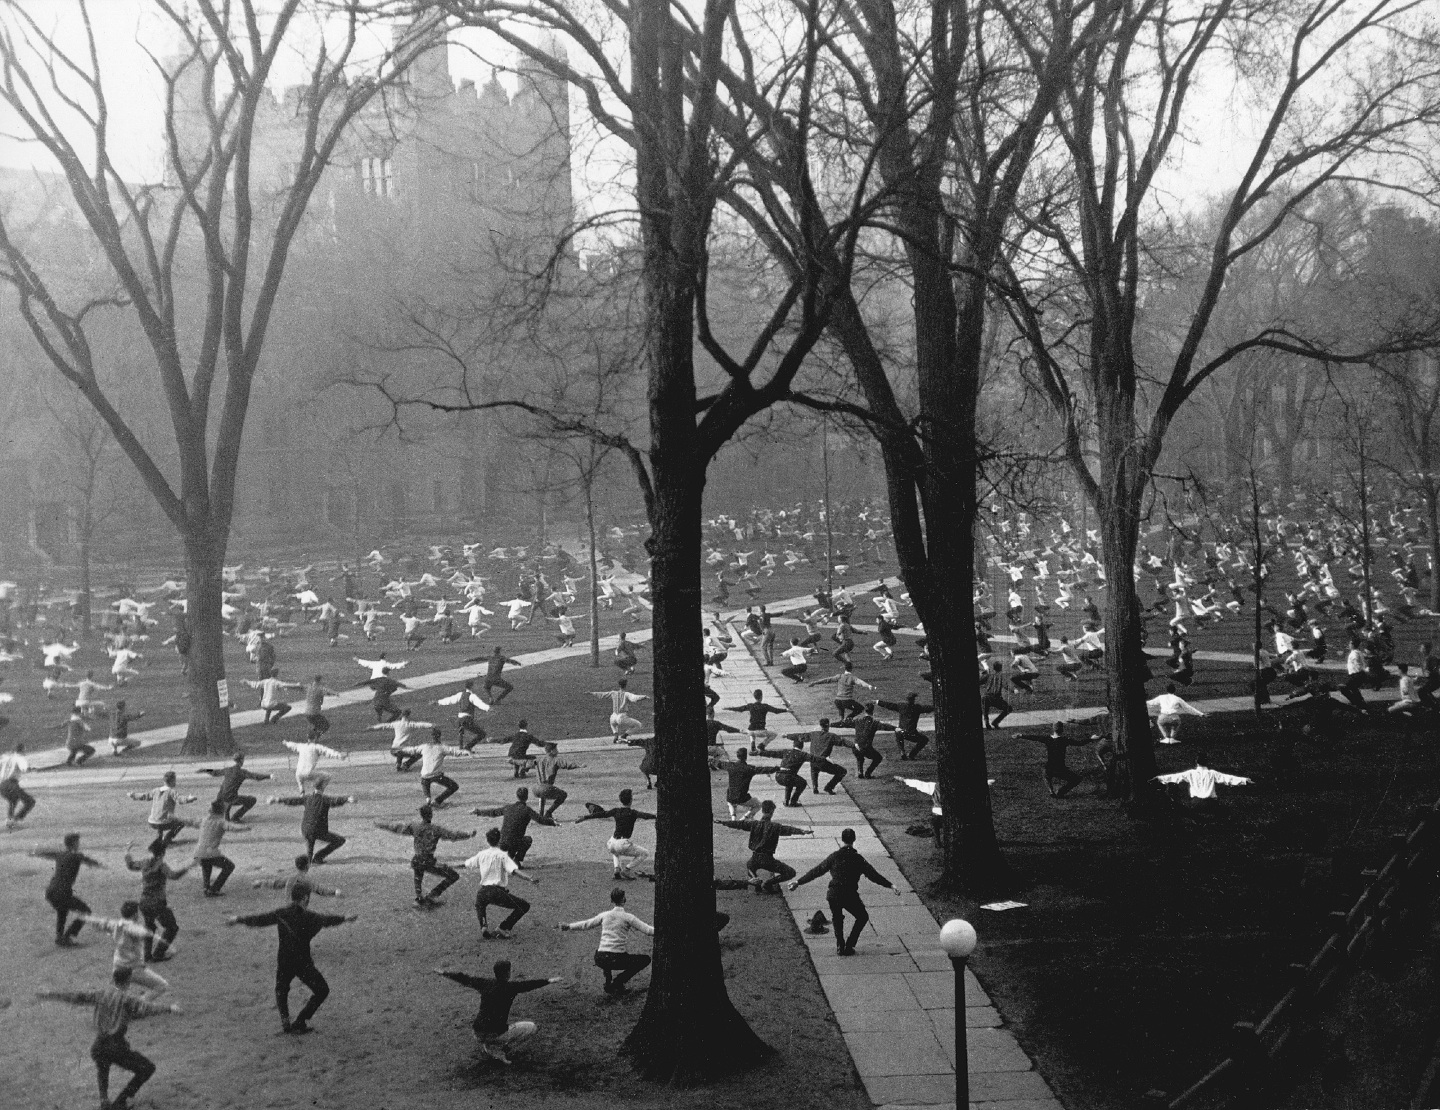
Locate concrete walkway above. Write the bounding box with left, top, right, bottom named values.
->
left=707, top=620, right=1062, bottom=1110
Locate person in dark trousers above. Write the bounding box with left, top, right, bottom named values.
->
left=358, top=669, right=407, bottom=723
left=784, top=719, right=849, bottom=795
left=34, top=832, right=103, bottom=945
left=830, top=704, right=888, bottom=778
left=980, top=660, right=1012, bottom=730
left=60, top=705, right=96, bottom=765
left=436, top=959, right=562, bottom=1064
left=267, top=782, right=354, bottom=863
left=128, top=771, right=197, bottom=847
left=878, top=692, right=933, bottom=759
left=37, top=966, right=182, bottom=1110
left=716, top=799, right=813, bottom=892
left=500, top=721, right=541, bottom=778
left=789, top=827, right=900, bottom=954
left=472, top=786, right=556, bottom=864
left=463, top=827, right=542, bottom=938
left=465, top=646, right=521, bottom=704
left=226, top=885, right=357, bottom=1034
left=375, top=804, right=476, bottom=907
left=198, top=751, right=271, bottom=822
left=1022, top=722, right=1088, bottom=797
left=561, top=887, right=654, bottom=994
left=124, top=838, right=188, bottom=962
left=1, top=740, right=35, bottom=828
left=108, top=701, right=145, bottom=756
left=771, top=739, right=814, bottom=807
left=192, top=800, right=251, bottom=896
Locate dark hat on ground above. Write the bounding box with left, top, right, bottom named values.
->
left=804, top=911, right=830, bottom=934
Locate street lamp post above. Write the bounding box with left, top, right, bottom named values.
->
left=940, top=918, right=978, bottom=1108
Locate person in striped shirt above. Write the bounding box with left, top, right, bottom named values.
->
left=37, top=966, right=182, bottom=1110
left=82, top=901, right=168, bottom=1000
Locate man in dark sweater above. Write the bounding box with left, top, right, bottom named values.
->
left=37, top=966, right=182, bottom=1109
left=717, top=748, right=777, bottom=820
left=1021, top=722, right=1088, bottom=797
left=790, top=827, right=899, bottom=954
left=435, top=958, right=561, bottom=1064
left=472, top=786, right=555, bottom=864
left=267, top=782, right=354, bottom=863
left=878, top=692, right=934, bottom=759
left=199, top=751, right=271, bottom=822
left=716, top=799, right=812, bottom=892
left=501, top=721, right=540, bottom=778
left=830, top=704, right=888, bottom=778
left=376, top=804, right=476, bottom=907
left=724, top=689, right=788, bottom=751
left=34, top=832, right=103, bottom=945
left=227, top=885, right=357, bottom=1033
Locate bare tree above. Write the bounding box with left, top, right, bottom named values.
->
left=0, top=2, right=444, bottom=752
left=39, top=380, right=124, bottom=635
left=1005, top=0, right=1440, bottom=802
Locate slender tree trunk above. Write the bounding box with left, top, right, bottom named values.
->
left=77, top=512, right=92, bottom=639
left=1251, top=471, right=1265, bottom=719
left=1098, top=502, right=1157, bottom=801
left=1426, top=486, right=1440, bottom=612
left=179, top=533, right=235, bottom=756
left=586, top=476, right=601, bottom=668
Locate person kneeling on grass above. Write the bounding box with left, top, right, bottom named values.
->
left=560, top=887, right=654, bottom=995
left=435, top=959, right=562, bottom=1064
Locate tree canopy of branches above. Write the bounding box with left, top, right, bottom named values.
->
left=0, top=0, right=443, bottom=752
left=1005, top=0, right=1440, bottom=800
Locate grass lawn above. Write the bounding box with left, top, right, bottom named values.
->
left=831, top=707, right=1440, bottom=1110
left=2, top=746, right=870, bottom=1110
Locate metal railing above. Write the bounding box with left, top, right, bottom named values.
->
left=1146, top=796, right=1440, bottom=1110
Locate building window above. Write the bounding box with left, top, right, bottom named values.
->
left=361, top=156, right=395, bottom=197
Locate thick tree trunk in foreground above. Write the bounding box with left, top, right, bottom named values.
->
left=180, top=535, right=234, bottom=756
left=625, top=477, right=770, bottom=1080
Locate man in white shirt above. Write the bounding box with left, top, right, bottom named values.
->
left=560, top=886, right=655, bottom=995
left=464, top=827, right=541, bottom=939
left=1155, top=754, right=1252, bottom=799
left=397, top=726, right=474, bottom=807
left=283, top=739, right=349, bottom=795
left=370, top=709, right=434, bottom=772
left=1146, top=683, right=1205, bottom=743
left=1389, top=662, right=1423, bottom=715
left=1, top=741, right=35, bottom=828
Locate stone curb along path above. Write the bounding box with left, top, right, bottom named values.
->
left=707, top=621, right=1064, bottom=1110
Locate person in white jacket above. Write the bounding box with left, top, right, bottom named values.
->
left=1146, top=683, right=1205, bottom=743
left=283, top=739, right=348, bottom=795
left=1154, top=754, right=1252, bottom=799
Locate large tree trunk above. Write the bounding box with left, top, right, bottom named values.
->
left=925, top=539, right=1006, bottom=891
left=179, top=533, right=235, bottom=756
left=1098, top=506, right=1156, bottom=800
left=623, top=466, right=770, bottom=1082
